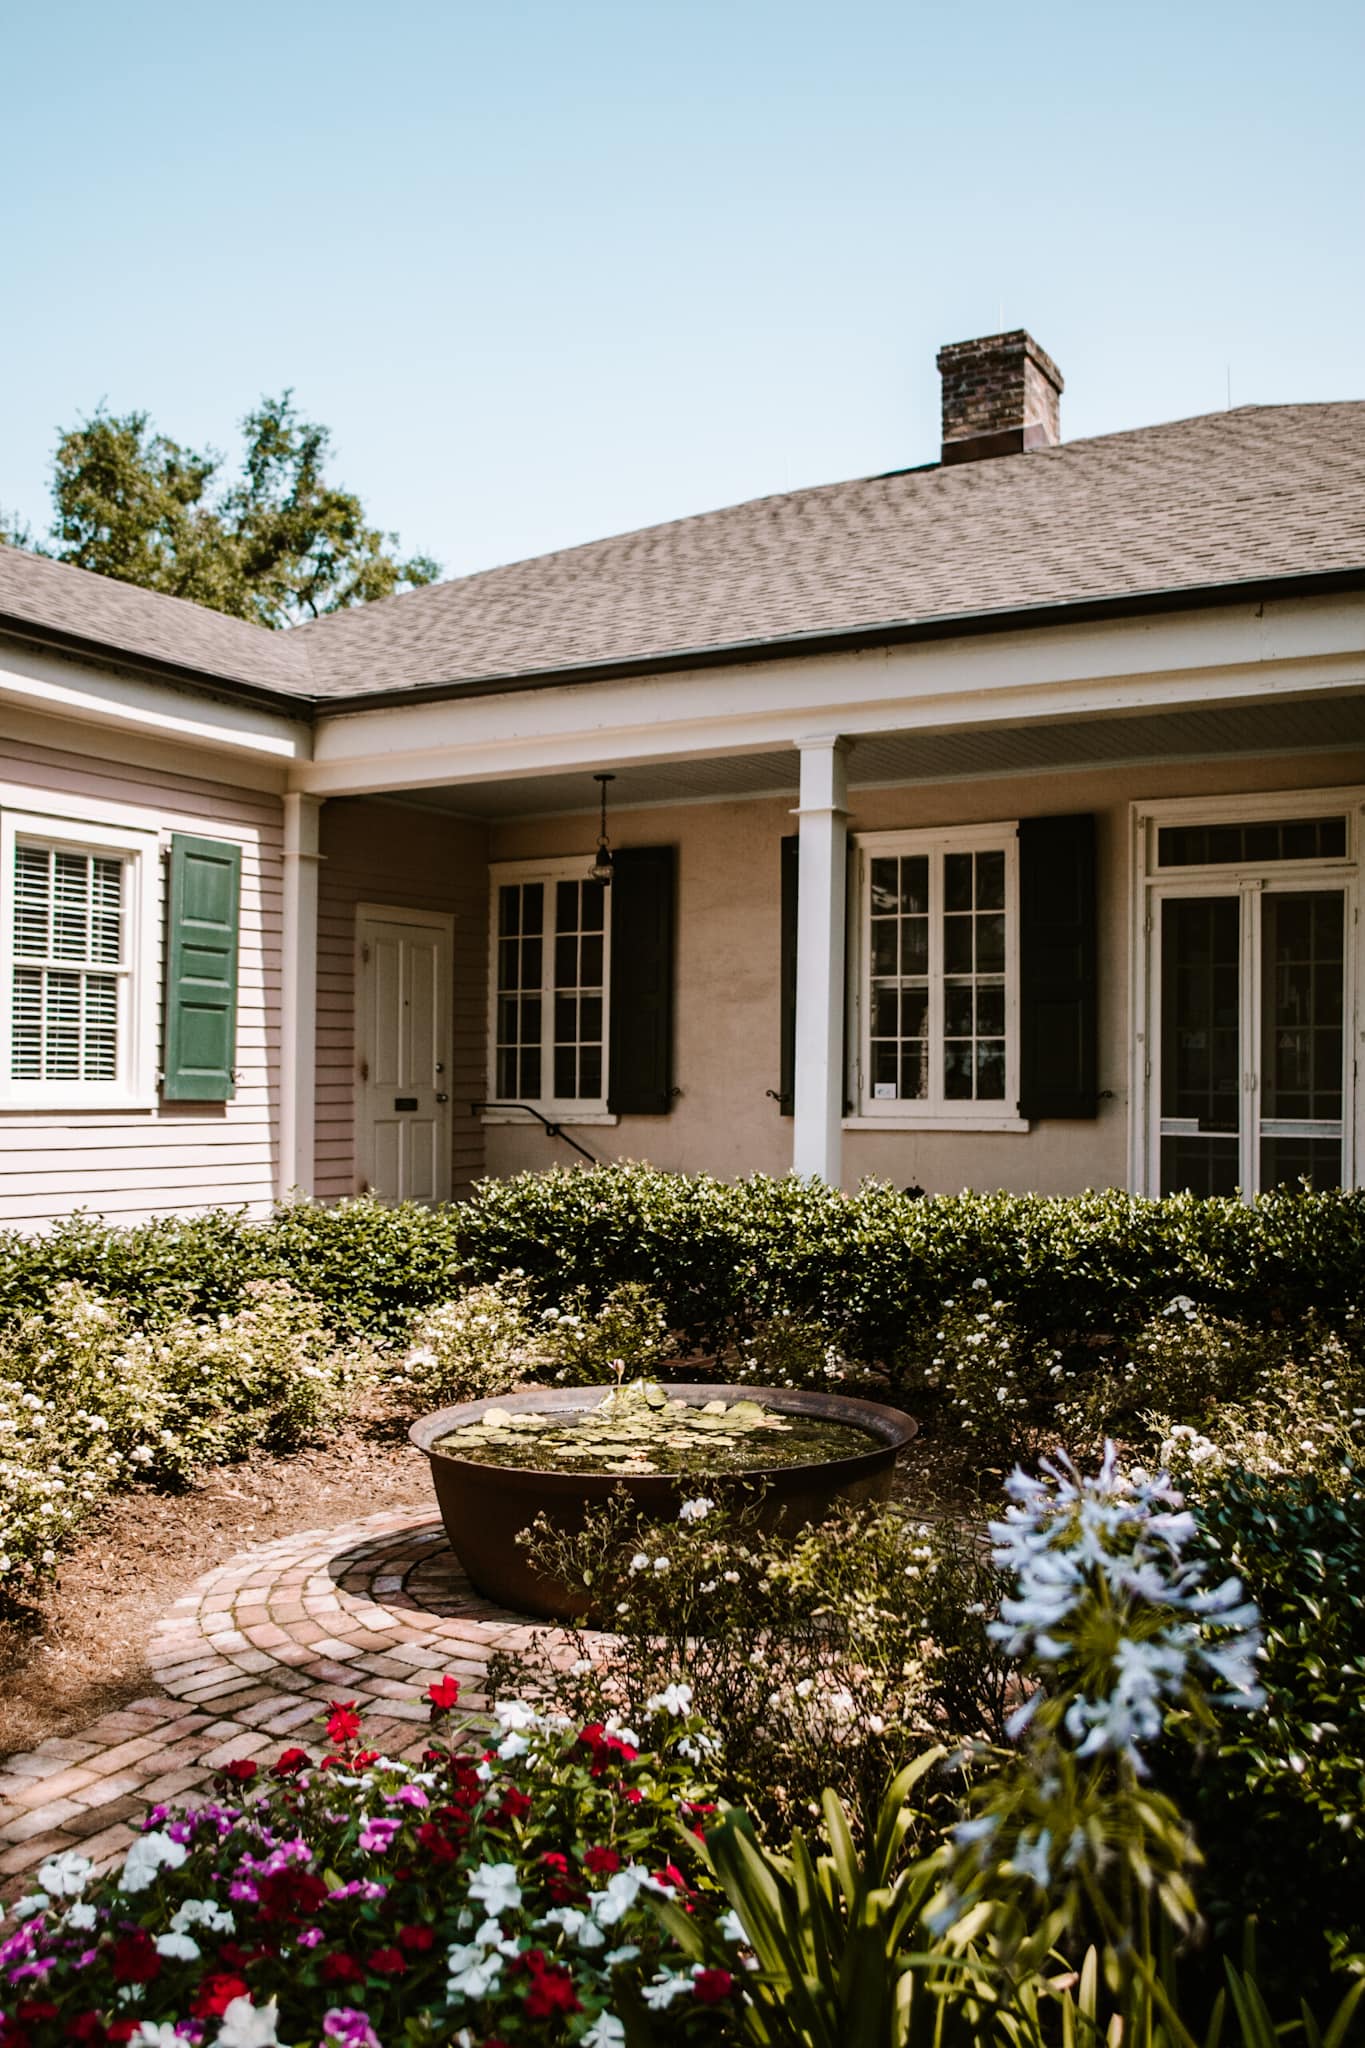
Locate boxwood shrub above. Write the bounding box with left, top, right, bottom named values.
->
left=2, top=1167, right=1365, bottom=1357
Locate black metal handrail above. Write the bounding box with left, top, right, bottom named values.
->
left=471, top=1101, right=600, bottom=1165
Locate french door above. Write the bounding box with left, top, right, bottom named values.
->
left=1152, top=882, right=1351, bottom=1196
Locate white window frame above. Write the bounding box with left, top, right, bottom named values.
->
left=484, top=856, right=617, bottom=1126
left=0, top=805, right=161, bottom=1110
left=845, top=822, right=1025, bottom=1132
left=1128, top=785, right=1365, bottom=1196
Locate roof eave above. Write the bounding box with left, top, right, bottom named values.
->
left=313, top=564, right=1365, bottom=716
left=0, top=610, right=316, bottom=720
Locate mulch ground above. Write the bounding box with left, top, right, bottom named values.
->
left=0, top=1417, right=431, bottom=1762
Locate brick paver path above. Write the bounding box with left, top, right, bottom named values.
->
left=0, top=1509, right=576, bottom=1901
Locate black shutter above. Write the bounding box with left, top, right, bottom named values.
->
left=607, top=846, right=676, bottom=1114
left=1018, top=813, right=1098, bottom=1119
left=778, top=834, right=799, bottom=1114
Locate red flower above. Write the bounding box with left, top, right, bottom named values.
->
left=398, top=1924, right=436, bottom=1951
left=427, top=1674, right=461, bottom=1712
left=693, top=1967, right=736, bottom=2004
left=492, top=1785, right=532, bottom=1827
left=658, top=1861, right=692, bottom=1894
left=321, top=1954, right=366, bottom=1986
left=539, top=1849, right=583, bottom=1904
left=107, top=2030, right=142, bottom=2047
left=112, top=1929, right=161, bottom=1985
left=367, top=1946, right=408, bottom=1975
left=523, top=1959, right=582, bottom=2019
left=192, top=1972, right=249, bottom=2018
left=415, top=1820, right=458, bottom=1865
left=12, top=2010, right=57, bottom=2026
left=64, top=2021, right=108, bottom=2045
left=272, top=1746, right=311, bottom=1777
left=326, top=1701, right=363, bottom=1746
left=583, top=1845, right=621, bottom=1875
left=257, top=1868, right=329, bottom=1923
left=222, top=1757, right=258, bottom=1784
left=353, top=1749, right=381, bottom=1768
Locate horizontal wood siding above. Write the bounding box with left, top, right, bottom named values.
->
left=0, top=736, right=283, bottom=1226
left=315, top=799, right=489, bottom=1200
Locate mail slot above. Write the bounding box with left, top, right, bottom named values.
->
left=394, top=1096, right=419, bottom=1111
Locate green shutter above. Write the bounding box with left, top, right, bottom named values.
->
left=162, top=834, right=241, bottom=1101
left=778, top=834, right=798, bottom=1114
left=607, top=846, right=675, bottom=1115
left=1018, top=813, right=1098, bottom=1119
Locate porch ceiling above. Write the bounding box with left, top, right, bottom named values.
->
left=389, top=688, right=1365, bottom=821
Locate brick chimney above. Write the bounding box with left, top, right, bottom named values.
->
left=936, top=330, right=1063, bottom=465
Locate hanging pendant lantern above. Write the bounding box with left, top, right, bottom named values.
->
left=588, top=772, right=616, bottom=885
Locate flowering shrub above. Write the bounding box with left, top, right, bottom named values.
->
left=394, top=1279, right=550, bottom=1409
left=489, top=1495, right=1013, bottom=1841
left=0, top=1282, right=353, bottom=1595
left=393, top=1281, right=674, bottom=1412
left=724, top=1312, right=857, bottom=1392
left=0, top=1685, right=741, bottom=2046
left=1161, top=1460, right=1365, bottom=2002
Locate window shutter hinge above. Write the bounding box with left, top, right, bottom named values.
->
left=358, top=1057, right=369, bottom=1082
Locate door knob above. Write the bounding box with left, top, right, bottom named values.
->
left=435, top=1092, right=449, bottom=1104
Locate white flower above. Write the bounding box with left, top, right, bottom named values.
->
left=467, top=1860, right=522, bottom=1918
left=155, top=1930, right=201, bottom=1961
left=604, top=1942, right=641, bottom=1964
left=136, top=2026, right=185, bottom=2047
left=120, top=1830, right=189, bottom=1895
left=646, top=1681, right=693, bottom=1717
left=215, top=1998, right=281, bottom=2048
left=492, top=1699, right=542, bottom=1735
left=171, top=1897, right=235, bottom=1935
left=11, top=1893, right=49, bottom=1921
left=37, top=1850, right=93, bottom=1897
left=678, top=1497, right=714, bottom=1522
left=541, top=1903, right=606, bottom=1948
left=582, top=2015, right=627, bottom=2047
left=64, top=1901, right=98, bottom=1931
left=446, top=1949, right=504, bottom=1999
left=719, top=1908, right=748, bottom=1944
left=643, top=1969, right=697, bottom=2009
left=652, top=1556, right=669, bottom=1573
left=496, top=1732, right=530, bottom=1760
left=628, top=1552, right=651, bottom=1574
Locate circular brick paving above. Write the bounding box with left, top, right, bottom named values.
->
left=147, top=1508, right=574, bottom=1725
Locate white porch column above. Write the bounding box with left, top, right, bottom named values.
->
left=279, top=792, right=322, bottom=1200
left=792, top=736, right=850, bottom=1182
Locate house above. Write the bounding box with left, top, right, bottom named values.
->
left=1, top=329, right=1363, bottom=1227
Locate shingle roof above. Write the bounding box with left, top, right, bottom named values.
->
left=0, top=544, right=311, bottom=698
left=3, top=402, right=1363, bottom=709
left=291, top=402, right=1365, bottom=700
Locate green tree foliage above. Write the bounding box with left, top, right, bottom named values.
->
left=11, top=392, right=439, bottom=627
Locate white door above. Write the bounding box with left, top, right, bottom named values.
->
left=355, top=909, right=453, bottom=1203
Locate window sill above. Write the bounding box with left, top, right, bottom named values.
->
left=0, top=1090, right=159, bottom=1113
left=481, top=1109, right=620, bottom=1128
left=843, top=1114, right=1031, bottom=1134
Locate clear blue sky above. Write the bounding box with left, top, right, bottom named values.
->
left=3, top=0, right=1362, bottom=584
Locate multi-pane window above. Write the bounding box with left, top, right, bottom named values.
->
left=1139, top=795, right=1359, bottom=1199
left=10, top=842, right=126, bottom=1083
left=492, top=866, right=608, bottom=1108
left=858, top=829, right=1017, bottom=1120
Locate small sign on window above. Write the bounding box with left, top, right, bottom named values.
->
left=874, top=1082, right=897, bottom=1100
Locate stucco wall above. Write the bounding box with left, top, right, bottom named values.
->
left=0, top=728, right=285, bottom=1225
left=315, top=798, right=489, bottom=1199
left=485, top=748, right=1365, bottom=1194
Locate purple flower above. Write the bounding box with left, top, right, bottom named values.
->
left=145, top=1804, right=170, bottom=1828
left=299, top=1927, right=325, bottom=1948
left=0, top=1926, right=37, bottom=1969
left=228, top=1879, right=260, bottom=1904
left=7, top=1957, right=56, bottom=1983
left=357, top=1817, right=401, bottom=1854
left=322, top=2009, right=382, bottom=2048
left=326, top=1880, right=388, bottom=1903
left=382, top=1784, right=428, bottom=1810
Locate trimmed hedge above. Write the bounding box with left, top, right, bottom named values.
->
left=3, top=1168, right=1365, bottom=1354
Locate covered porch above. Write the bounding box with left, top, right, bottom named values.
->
left=279, top=588, right=1365, bottom=1204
